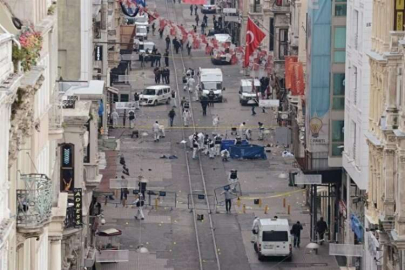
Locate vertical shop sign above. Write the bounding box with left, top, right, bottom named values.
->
left=74, top=188, right=83, bottom=227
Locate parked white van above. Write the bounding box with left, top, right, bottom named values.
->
left=199, top=68, right=224, bottom=102
left=140, top=85, right=171, bottom=106
left=136, top=25, right=148, bottom=40
left=253, top=218, right=292, bottom=261
left=239, top=79, right=260, bottom=105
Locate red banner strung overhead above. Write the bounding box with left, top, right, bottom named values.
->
left=182, top=0, right=207, bottom=5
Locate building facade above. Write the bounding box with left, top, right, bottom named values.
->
left=365, top=0, right=405, bottom=267
left=341, top=0, right=373, bottom=266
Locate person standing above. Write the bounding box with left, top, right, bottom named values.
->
left=168, top=108, right=176, bottom=127
left=190, top=5, right=193, bottom=15
left=165, top=35, right=171, bottom=50
left=140, top=52, right=145, bottom=67
left=212, top=114, right=219, bottom=132
left=120, top=186, right=129, bottom=208
left=128, top=110, right=136, bottom=128
left=166, top=68, right=171, bottom=84
left=201, top=98, right=208, bottom=116
left=316, top=217, right=328, bottom=245
left=134, top=194, right=145, bottom=220
left=209, top=139, right=215, bottom=158
left=154, top=67, right=160, bottom=84
left=251, top=217, right=260, bottom=243
left=192, top=138, right=199, bottom=159
left=171, top=90, right=177, bottom=108
left=291, top=221, right=303, bottom=248
left=151, top=22, right=156, bottom=35
left=213, top=14, right=216, bottom=24
left=239, top=122, right=246, bottom=137
left=222, top=188, right=234, bottom=213
left=183, top=109, right=191, bottom=127
left=162, top=68, right=168, bottom=84
left=258, top=122, right=264, bottom=140
left=207, top=91, right=215, bottom=107
left=214, top=134, right=222, bottom=156
left=153, top=121, right=160, bottom=142
left=164, top=50, right=169, bottom=67
left=201, top=21, right=206, bottom=34
left=134, top=93, right=140, bottom=110
left=111, top=110, right=119, bottom=128
left=195, top=14, right=199, bottom=26
left=159, top=28, right=164, bottom=39
left=187, top=42, right=192, bottom=56
left=203, top=14, right=208, bottom=25
left=194, top=4, right=198, bottom=14
left=156, top=51, right=161, bottom=67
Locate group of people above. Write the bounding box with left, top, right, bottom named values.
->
left=154, top=67, right=171, bottom=84
left=166, top=35, right=183, bottom=54
left=189, top=132, right=229, bottom=161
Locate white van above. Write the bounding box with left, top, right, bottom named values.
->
left=136, top=25, right=148, bottom=40
left=239, top=79, right=260, bottom=105
left=140, top=85, right=171, bottom=106
left=134, top=14, right=148, bottom=24
left=253, top=218, right=292, bottom=261
left=199, top=68, right=224, bottom=102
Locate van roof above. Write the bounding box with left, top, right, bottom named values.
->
left=137, top=25, right=147, bottom=29
left=199, top=68, right=223, bottom=81
left=146, top=85, right=170, bottom=90
left=241, top=79, right=260, bottom=87
left=259, top=218, right=289, bottom=227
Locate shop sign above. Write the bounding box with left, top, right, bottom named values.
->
left=95, top=45, right=103, bottom=61
left=74, top=188, right=83, bottom=227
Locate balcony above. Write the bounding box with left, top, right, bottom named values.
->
left=16, top=174, right=53, bottom=235
left=48, top=92, right=64, bottom=140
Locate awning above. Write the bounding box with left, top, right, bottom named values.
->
left=61, top=80, right=105, bottom=100
left=107, top=86, right=119, bottom=94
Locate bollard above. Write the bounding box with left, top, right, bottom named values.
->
left=242, top=204, right=246, bottom=214
left=283, top=198, right=286, bottom=208
left=264, top=205, right=268, bottom=214
left=258, top=199, right=262, bottom=208
left=287, top=205, right=291, bottom=215
left=155, top=198, right=159, bottom=210
left=237, top=197, right=241, bottom=207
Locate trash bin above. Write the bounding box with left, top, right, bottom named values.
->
left=289, top=171, right=298, bottom=187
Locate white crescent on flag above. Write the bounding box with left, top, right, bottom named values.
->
left=246, top=31, right=255, bottom=45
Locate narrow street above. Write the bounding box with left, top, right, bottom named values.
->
left=97, top=1, right=341, bottom=270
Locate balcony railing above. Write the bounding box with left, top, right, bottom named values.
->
left=49, top=92, right=64, bottom=130
left=16, top=174, right=53, bottom=231
left=249, top=4, right=263, bottom=13
left=64, top=205, right=76, bottom=229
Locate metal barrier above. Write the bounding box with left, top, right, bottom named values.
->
left=95, top=250, right=129, bottom=263
left=187, top=191, right=216, bottom=211
left=214, top=182, right=242, bottom=205
left=145, top=189, right=177, bottom=209
left=109, top=178, right=139, bottom=189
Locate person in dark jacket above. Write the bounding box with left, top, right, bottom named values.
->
left=207, top=91, right=215, bottom=107
left=201, top=98, right=208, bottom=116
left=291, top=221, right=303, bottom=247
left=165, top=35, right=171, bottom=50
left=187, top=42, right=192, bottom=56
left=194, top=4, right=198, bottom=14
left=168, top=108, right=176, bottom=127
left=159, top=28, right=164, bottom=39
left=190, top=5, right=193, bottom=15
left=316, top=217, right=328, bottom=244
left=203, top=14, right=208, bottom=25
left=195, top=14, right=200, bottom=26
left=164, top=50, right=169, bottom=67
left=173, top=37, right=180, bottom=54
left=155, top=51, right=161, bottom=67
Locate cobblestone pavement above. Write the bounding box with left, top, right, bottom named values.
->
left=96, top=1, right=342, bottom=269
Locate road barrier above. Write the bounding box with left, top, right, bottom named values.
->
left=187, top=192, right=216, bottom=211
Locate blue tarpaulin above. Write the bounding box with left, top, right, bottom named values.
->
left=350, top=214, right=364, bottom=242
left=221, top=140, right=249, bottom=151
left=229, top=145, right=267, bottom=160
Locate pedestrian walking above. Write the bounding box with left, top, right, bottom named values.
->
left=134, top=194, right=145, bottom=220
left=153, top=121, right=160, bottom=142
left=195, top=14, right=199, bottom=26
left=187, top=42, right=192, bottom=56
left=214, top=134, right=222, bottom=156
left=190, top=5, right=193, bottom=15
left=194, top=4, right=198, bottom=14
left=165, top=35, right=171, bottom=50
left=316, top=217, right=328, bottom=244
left=154, top=67, right=160, bottom=84
left=128, top=110, right=136, bottom=128
left=120, top=185, right=129, bottom=207
left=134, top=93, right=140, bottom=110
left=221, top=187, right=234, bottom=213
left=192, top=138, right=199, bottom=159
left=201, top=98, right=208, bottom=116
left=111, top=110, right=119, bottom=128
left=156, top=51, right=161, bottom=67
left=164, top=50, right=169, bottom=67
left=203, top=14, right=208, bottom=25
left=180, top=39, right=184, bottom=51
left=159, top=28, right=164, bottom=39
left=173, top=37, right=180, bottom=54
left=162, top=68, right=168, bottom=84
left=183, top=109, right=191, bottom=127
left=251, top=99, right=258, bottom=115
left=168, top=108, right=176, bottom=127
left=138, top=176, right=148, bottom=198
left=251, top=217, right=260, bottom=243
left=291, top=221, right=303, bottom=247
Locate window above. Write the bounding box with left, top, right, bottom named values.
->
left=335, top=0, right=347, bottom=16
left=113, top=93, right=119, bottom=102
left=353, top=10, right=359, bottom=49
left=120, top=94, right=129, bottom=102
left=279, top=29, right=288, bottom=60
left=61, top=144, right=75, bottom=192
left=397, top=67, right=403, bottom=108
left=334, top=27, right=346, bottom=63
left=332, top=73, right=345, bottom=110
left=332, top=120, right=344, bottom=156
left=269, top=18, right=274, bottom=51
left=83, top=121, right=90, bottom=163
left=262, top=231, right=288, bottom=242
left=351, top=121, right=357, bottom=160
left=352, top=66, right=358, bottom=104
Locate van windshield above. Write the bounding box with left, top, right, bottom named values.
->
left=202, top=82, right=221, bottom=90
left=142, top=89, right=156, bottom=95
left=262, top=231, right=288, bottom=242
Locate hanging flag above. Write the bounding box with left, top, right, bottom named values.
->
left=244, top=18, right=266, bottom=68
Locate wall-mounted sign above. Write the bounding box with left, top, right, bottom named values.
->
left=61, top=144, right=75, bottom=192
left=73, top=188, right=83, bottom=227
left=395, top=0, right=405, bottom=30
left=95, top=45, right=103, bottom=61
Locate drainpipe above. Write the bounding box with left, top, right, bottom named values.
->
left=0, top=24, right=21, bottom=73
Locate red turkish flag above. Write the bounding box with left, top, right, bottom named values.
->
left=244, top=18, right=266, bottom=68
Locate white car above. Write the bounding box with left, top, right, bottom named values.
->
left=239, top=79, right=261, bottom=105
left=202, top=4, right=217, bottom=14
left=140, top=85, right=171, bottom=106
